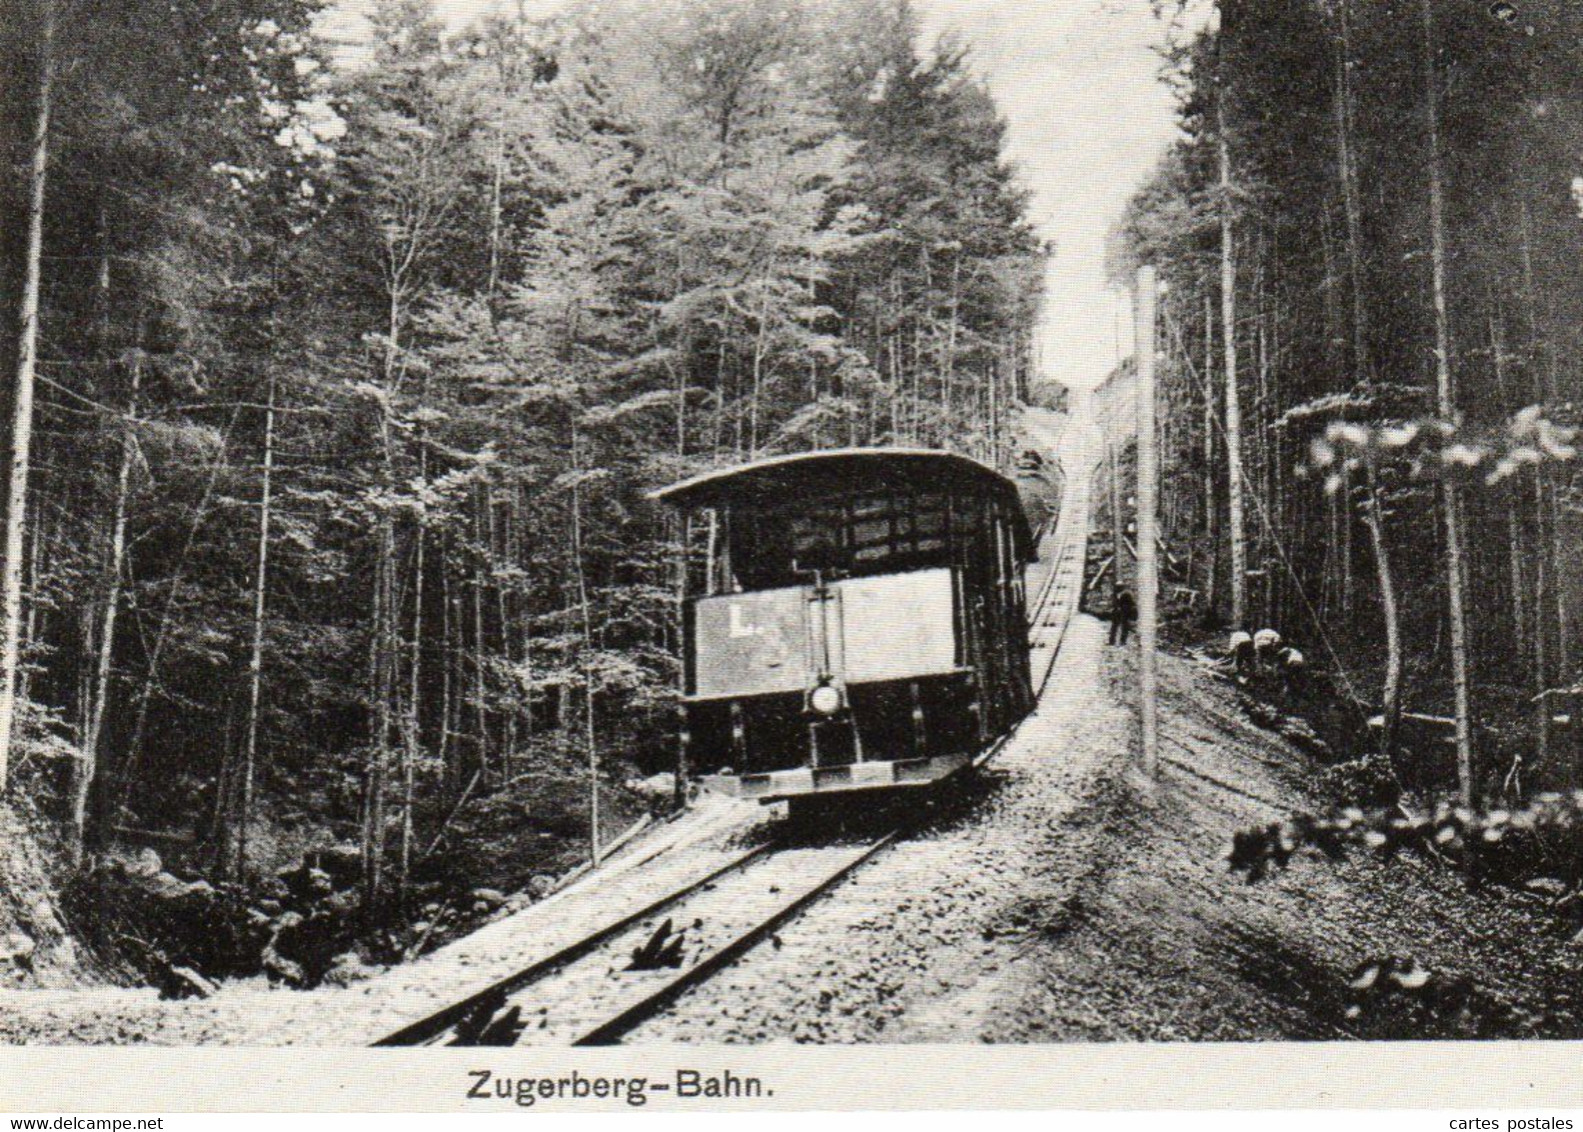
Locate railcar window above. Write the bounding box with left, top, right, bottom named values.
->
left=715, top=490, right=970, bottom=590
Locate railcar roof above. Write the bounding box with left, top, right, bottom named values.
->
left=650, top=447, right=1034, bottom=556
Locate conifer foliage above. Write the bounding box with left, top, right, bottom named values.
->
left=0, top=0, right=1044, bottom=925
left=1111, top=0, right=1583, bottom=801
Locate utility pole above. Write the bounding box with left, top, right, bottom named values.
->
left=1136, top=266, right=1160, bottom=778
left=1219, top=107, right=1246, bottom=631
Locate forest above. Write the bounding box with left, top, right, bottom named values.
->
left=0, top=0, right=1045, bottom=965
left=1110, top=0, right=1583, bottom=806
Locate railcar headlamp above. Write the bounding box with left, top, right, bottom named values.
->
left=810, top=682, right=843, bottom=716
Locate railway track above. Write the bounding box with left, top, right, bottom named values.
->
left=1030, top=472, right=1092, bottom=696
left=375, top=831, right=896, bottom=1047
left=375, top=467, right=1090, bottom=1049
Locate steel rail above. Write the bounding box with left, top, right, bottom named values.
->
left=570, top=831, right=899, bottom=1045
left=1027, top=493, right=1091, bottom=699
left=372, top=840, right=777, bottom=1046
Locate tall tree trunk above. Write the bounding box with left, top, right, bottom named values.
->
left=570, top=424, right=600, bottom=865
left=1421, top=0, right=1474, bottom=805
left=676, top=341, right=689, bottom=459
left=363, top=523, right=394, bottom=919
left=1516, top=199, right=1552, bottom=771
left=1534, top=467, right=1552, bottom=770
left=399, top=392, right=429, bottom=906
left=1489, top=310, right=1528, bottom=663
left=439, top=565, right=455, bottom=788
left=1202, top=283, right=1218, bottom=617
left=0, top=0, right=53, bottom=793
left=78, top=207, right=119, bottom=849
left=1334, top=0, right=1368, bottom=632
left=487, top=489, right=515, bottom=779
left=513, top=483, right=534, bottom=755
left=365, top=280, right=404, bottom=916
left=711, top=337, right=727, bottom=462
left=78, top=206, right=114, bottom=751
left=471, top=486, right=489, bottom=779
left=1549, top=481, right=1572, bottom=686
left=18, top=497, right=41, bottom=710
left=1364, top=462, right=1402, bottom=756
left=1253, top=260, right=1271, bottom=625
left=79, top=355, right=140, bottom=856
left=943, top=257, right=961, bottom=437
left=1334, top=0, right=1370, bottom=381
left=805, top=255, right=820, bottom=449
left=748, top=279, right=770, bottom=457
left=231, top=374, right=275, bottom=881
left=400, top=515, right=422, bottom=909
left=1218, top=99, right=1248, bottom=631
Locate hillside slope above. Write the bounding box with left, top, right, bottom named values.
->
left=0, top=803, right=90, bottom=990
left=972, top=642, right=1583, bottom=1041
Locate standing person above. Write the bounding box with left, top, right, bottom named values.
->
left=1109, top=586, right=1137, bottom=646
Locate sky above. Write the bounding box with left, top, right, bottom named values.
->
left=912, top=1, right=1180, bottom=391
left=322, top=0, right=1184, bottom=392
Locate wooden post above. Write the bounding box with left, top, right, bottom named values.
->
left=1219, top=101, right=1247, bottom=632
left=1135, top=266, right=1160, bottom=778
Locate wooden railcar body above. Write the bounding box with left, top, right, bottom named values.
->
left=652, top=449, right=1035, bottom=803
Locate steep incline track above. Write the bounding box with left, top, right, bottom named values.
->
left=1024, top=406, right=1101, bottom=695
left=377, top=835, right=897, bottom=1046
left=375, top=415, right=1094, bottom=1048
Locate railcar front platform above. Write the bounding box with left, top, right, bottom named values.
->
left=699, top=750, right=975, bottom=803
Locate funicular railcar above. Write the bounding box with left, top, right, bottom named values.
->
left=651, top=449, right=1035, bottom=803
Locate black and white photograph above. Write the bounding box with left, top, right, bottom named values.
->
left=1, top=0, right=1583, bottom=1098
